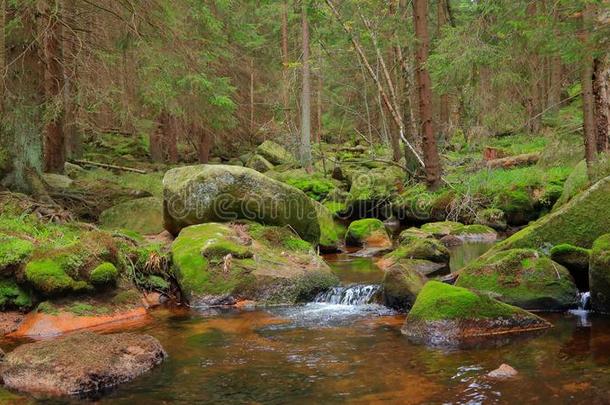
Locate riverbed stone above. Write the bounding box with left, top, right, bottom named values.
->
left=381, top=262, right=427, bottom=310
left=99, top=197, right=164, bottom=235
left=381, top=239, right=450, bottom=269
left=590, top=234, right=610, bottom=314
left=398, top=227, right=434, bottom=245
left=0, top=233, right=34, bottom=274
left=345, top=218, right=391, bottom=248
left=550, top=243, right=591, bottom=291
left=163, top=164, right=321, bottom=244
left=420, top=221, right=465, bottom=238
left=456, top=248, right=578, bottom=310
left=401, top=281, right=552, bottom=346
left=0, top=332, right=166, bottom=397
left=452, top=224, right=497, bottom=242
left=171, top=222, right=338, bottom=305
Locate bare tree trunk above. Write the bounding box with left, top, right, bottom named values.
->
left=250, top=58, right=255, bottom=134
left=582, top=6, right=597, bottom=174
left=0, top=0, right=5, bottom=117
left=300, top=1, right=312, bottom=170
left=316, top=53, right=323, bottom=143
left=150, top=114, right=165, bottom=163
left=281, top=1, right=290, bottom=125
left=413, top=0, right=442, bottom=189
left=41, top=0, right=65, bottom=173
left=165, top=115, right=178, bottom=164
left=196, top=125, right=211, bottom=164
left=62, top=0, right=80, bottom=159
left=526, top=2, right=542, bottom=134
left=437, top=0, right=450, bottom=138
left=594, top=57, right=610, bottom=152
left=548, top=57, right=562, bottom=112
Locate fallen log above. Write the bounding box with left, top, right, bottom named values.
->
left=485, top=152, right=540, bottom=169
left=71, top=159, right=147, bottom=174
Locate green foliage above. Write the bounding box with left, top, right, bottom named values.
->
left=25, top=259, right=82, bottom=296
left=90, top=262, right=119, bottom=286
left=0, top=233, right=34, bottom=271
left=345, top=218, right=386, bottom=243
left=0, top=279, right=33, bottom=310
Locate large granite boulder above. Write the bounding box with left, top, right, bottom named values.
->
left=456, top=249, right=578, bottom=310
left=171, top=222, right=338, bottom=305
left=0, top=332, right=166, bottom=397
left=401, top=281, right=552, bottom=346
left=590, top=234, right=610, bottom=313
left=163, top=165, right=321, bottom=244
left=256, top=140, right=296, bottom=165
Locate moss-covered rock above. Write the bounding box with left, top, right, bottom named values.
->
left=383, top=238, right=450, bottom=266
left=0, top=279, right=33, bottom=310
left=246, top=154, right=274, bottom=173
left=346, top=166, right=404, bottom=217
left=550, top=244, right=590, bottom=291
left=90, top=262, right=119, bottom=287
left=420, top=221, right=465, bottom=238
left=99, top=197, right=164, bottom=235
left=25, top=259, right=86, bottom=296
left=493, top=188, right=536, bottom=225
left=163, top=165, right=321, bottom=244
left=488, top=175, right=610, bottom=252
left=345, top=218, right=391, bottom=248
left=381, top=262, right=427, bottom=310
left=554, top=159, right=610, bottom=209
left=401, top=281, right=551, bottom=346
left=256, top=140, right=296, bottom=165
left=393, top=185, right=456, bottom=223
left=590, top=234, right=610, bottom=313
left=475, top=208, right=507, bottom=231
left=267, top=169, right=338, bottom=201
left=171, top=222, right=338, bottom=305
left=456, top=249, right=578, bottom=310
left=314, top=202, right=344, bottom=252
left=453, top=224, right=498, bottom=242
left=0, top=233, right=34, bottom=274
left=397, top=227, right=434, bottom=245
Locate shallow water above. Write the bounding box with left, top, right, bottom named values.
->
left=8, top=244, right=610, bottom=404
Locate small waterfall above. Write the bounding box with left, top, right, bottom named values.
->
left=314, top=284, right=381, bottom=305
left=578, top=291, right=591, bottom=311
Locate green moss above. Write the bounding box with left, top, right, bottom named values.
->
left=493, top=188, right=534, bottom=223
left=68, top=302, right=110, bottom=316
left=0, top=233, right=34, bottom=272
left=37, top=301, right=59, bottom=315
left=142, top=275, right=170, bottom=291
left=590, top=234, right=610, bottom=313
left=284, top=237, right=312, bottom=252
left=420, top=221, right=464, bottom=236
left=90, top=262, right=119, bottom=286
left=111, top=289, right=142, bottom=305
left=398, top=227, right=433, bottom=244
left=200, top=238, right=253, bottom=259
left=456, top=249, right=578, bottom=310
left=408, top=281, right=523, bottom=321
left=386, top=239, right=449, bottom=264
left=550, top=244, right=591, bottom=268
left=346, top=218, right=385, bottom=240
left=453, top=224, right=496, bottom=236
left=256, top=140, right=296, bottom=165
left=25, top=259, right=79, bottom=296
left=323, top=201, right=347, bottom=216
left=0, top=279, right=33, bottom=310
left=99, top=197, right=163, bottom=235
left=314, top=201, right=343, bottom=249
left=475, top=208, right=507, bottom=230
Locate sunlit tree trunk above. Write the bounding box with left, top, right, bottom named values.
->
left=40, top=0, right=65, bottom=173
left=594, top=57, right=609, bottom=152
left=413, top=0, right=442, bottom=189
left=300, top=1, right=312, bottom=170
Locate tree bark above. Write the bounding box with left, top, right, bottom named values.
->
left=437, top=0, right=450, bottom=138
left=281, top=1, right=290, bottom=125
left=165, top=115, right=178, bottom=164
left=593, top=57, right=609, bottom=152
left=41, top=0, right=66, bottom=173
left=197, top=126, right=211, bottom=164
left=149, top=114, right=165, bottom=163
left=548, top=56, right=562, bottom=112
left=582, top=5, right=597, bottom=174
left=0, top=0, right=5, bottom=116
left=300, top=1, right=312, bottom=170
left=413, top=0, right=442, bottom=189
left=62, top=0, right=80, bottom=159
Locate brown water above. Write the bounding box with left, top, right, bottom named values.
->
left=6, top=244, right=610, bottom=404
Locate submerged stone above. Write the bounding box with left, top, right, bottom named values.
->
left=401, top=281, right=551, bottom=346
left=1, top=332, right=166, bottom=397
left=163, top=165, right=321, bottom=244
left=456, top=249, right=578, bottom=310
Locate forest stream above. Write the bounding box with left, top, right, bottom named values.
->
left=3, top=242, right=609, bottom=404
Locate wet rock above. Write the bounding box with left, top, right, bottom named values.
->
left=381, top=262, right=427, bottom=310
left=172, top=222, right=338, bottom=304
left=452, top=224, right=498, bottom=242
left=313, top=202, right=343, bottom=253
left=163, top=165, right=321, bottom=244
left=590, top=234, right=610, bottom=313
left=487, top=364, right=518, bottom=379
left=401, top=281, right=551, bottom=346
left=440, top=234, right=463, bottom=248
left=550, top=243, right=591, bottom=291
left=0, top=332, right=166, bottom=397
left=345, top=218, right=392, bottom=249
left=456, top=248, right=578, bottom=310
left=0, top=311, right=24, bottom=336
left=476, top=208, right=508, bottom=231
left=99, top=197, right=164, bottom=235
left=420, top=221, right=465, bottom=238
left=379, top=239, right=450, bottom=273
left=398, top=227, right=434, bottom=245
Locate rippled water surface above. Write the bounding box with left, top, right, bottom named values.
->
left=7, top=244, right=610, bottom=404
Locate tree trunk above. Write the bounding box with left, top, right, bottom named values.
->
left=149, top=114, right=165, bottom=163
left=548, top=56, right=562, bottom=113
left=165, top=115, right=178, bottom=164
left=413, top=0, right=442, bottom=189
left=281, top=1, right=290, bottom=125
left=593, top=57, right=609, bottom=152
left=197, top=126, right=211, bottom=164
left=582, top=6, right=597, bottom=174
left=0, top=0, right=5, bottom=116
left=300, top=1, right=312, bottom=170
left=250, top=58, right=255, bottom=134
left=437, top=0, right=450, bottom=139
left=41, top=0, right=65, bottom=173
left=62, top=0, right=80, bottom=159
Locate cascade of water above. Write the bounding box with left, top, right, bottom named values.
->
left=314, top=284, right=381, bottom=305
left=578, top=291, right=591, bottom=311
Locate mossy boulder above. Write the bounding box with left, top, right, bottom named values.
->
left=393, top=185, right=456, bottom=223
left=456, top=249, right=578, bottom=310
left=345, top=218, right=391, bottom=248
left=590, top=234, right=610, bottom=313
left=346, top=166, right=404, bottom=217
left=493, top=188, right=536, bottom=225
left=475, top=208, right=507, bottom=231
left=550, top=244, right=590, bottom=291
left=452, top=224, right=498, bottom=242
left=163, top=165, right=321, bottom=244
left=401, top=281, right=551, bottom=346
left=381, top=262, right=427, bottom=310
left=99, top=197, right=164, bottom=235
left=383, top=239, right=450, bottom=267
left=0, top=234, right=34, bottom=274
left=420, top=221, right=465, bottom=238
left=25, top=259, right=89, bottom=296
left=246, top=154, right=274, bottom=173
left=171, top=222, right=338, bottom=305
left=90, top=262, right=119, bottom=287
left=488, top=175, right=610, bottom=253
left=397, top=227, right=434, bottom=245
left=268, top=169, right=338, bottom=201
left=256, top=140, right=296, bottom=165
left=314, top=202, right=344, bottom=252
left=0, top=279, right=33, bottom=310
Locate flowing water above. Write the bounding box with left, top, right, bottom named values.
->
left=6, top=243, right=610, bottom=404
